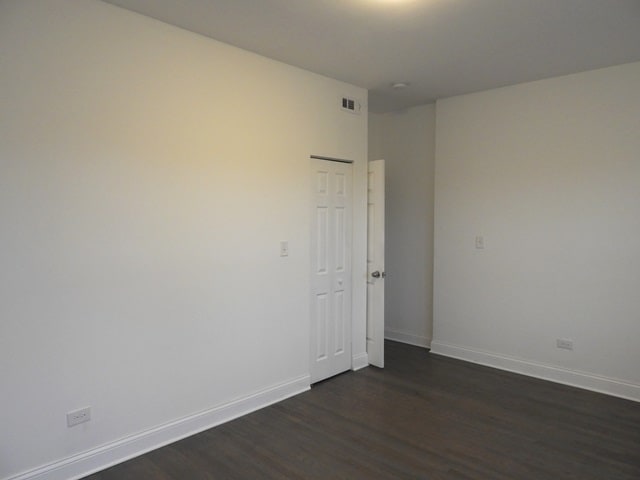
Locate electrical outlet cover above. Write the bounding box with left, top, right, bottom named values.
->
left=67, top=407, right=91, bottom=427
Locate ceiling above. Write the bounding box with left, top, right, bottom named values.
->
left=102, top=0, right=640, bottom=113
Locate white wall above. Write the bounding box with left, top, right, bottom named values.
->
left=369, top=105, right=436, bottom=348
left=433, top=62, right=640, bottom=401
left=0, top=1, right=368, bottom=479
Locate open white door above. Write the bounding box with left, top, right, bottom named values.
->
left=310, top=159, right=353, bottom=383
left=367, top=159, right=385, bottom=368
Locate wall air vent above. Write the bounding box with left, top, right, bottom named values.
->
left=340, top=96, right=361, bottom=114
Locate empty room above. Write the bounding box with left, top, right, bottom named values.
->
left=1, top=1, right=639, bottom=479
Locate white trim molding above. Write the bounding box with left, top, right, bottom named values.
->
left=352, top=352, right=369, bottom=371
left=385, top=329, right=431, bottom=349
left=8, top=376, right=311, bottom=480
left=430, top=341, right=640, bottom=403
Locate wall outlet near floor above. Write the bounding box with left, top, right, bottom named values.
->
left=67, top=407, right=91, bottom=427
left=556, top=338, right=574, bottom=350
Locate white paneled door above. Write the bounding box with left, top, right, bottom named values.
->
left=367, top=159, right=385, bottom=368
left=310, top=159, right=353, bottom=384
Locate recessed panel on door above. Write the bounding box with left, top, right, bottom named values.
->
left=316, top=293, right=328, bottom=361
left=316, top=207, right=328, bottom=274
left=335, top=207, right=346, bottom=272
left=334, top=290, right=345, bottom=355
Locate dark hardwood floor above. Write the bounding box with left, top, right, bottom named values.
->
left=84, top=341, right=640, bottom=479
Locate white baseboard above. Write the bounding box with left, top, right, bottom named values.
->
left=352, top=351, right=369, bottom=371
left=385, top=329, right=431, bottom=349
left=8, top=375, right=311, bottom=480
left=430, top=341, right=640, bottom=403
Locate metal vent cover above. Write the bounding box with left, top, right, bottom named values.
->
left=340, top=96, right=361, bottom=114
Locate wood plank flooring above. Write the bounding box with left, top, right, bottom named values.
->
left=84, top=341, right=640, bottom=479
